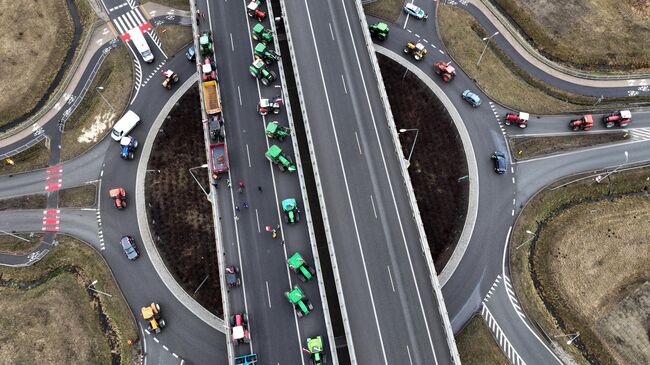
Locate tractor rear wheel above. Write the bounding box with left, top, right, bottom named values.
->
left=519, top=123, right=527, bottom=129
left=262, top=78, right=270, bottom=86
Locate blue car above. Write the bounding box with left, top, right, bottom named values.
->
left=120, top=236, right=139, bottom=260
left=185, top=46, right=195, bottom=61
left=404, top=3, right=428, bottom=20
left=462, top=89, right=482, bottom=108
left=491, top=151, right=507, bottom=174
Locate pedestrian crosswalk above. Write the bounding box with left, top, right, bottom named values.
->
left=629, top=127, right=650, bottom=142
left=112, top=8, right=152, bottom=42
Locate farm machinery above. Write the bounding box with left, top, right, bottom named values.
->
left=254, top=42, right=280, bottom=65
left=433, top=61, right=456, bottom=82
left=119, top=136, right=138, bottom=160
left=258, top=96, right=283, bottom=116
left=285, top=285, right=313, bottom=317
left=161, top=69, right=179, bottom=89
left=265, top=121, right=290, bottom=141
left=109, top=187, right=127, bottom=209
left=503, top=112, right=529, bottom=128
left=231, top=312, right=250, bottom=345
left=403, top=42, right=427, bottom=60
left=249, top=59, right=276, bottom=86
left=247, top=0, right=267, bottom=21
left=282, top=198, right=301, bottom=224
left=304, top=336, right=324, bottom=365
left=369, top=22, right=389, bottom=40
left=200, top=31, right=213, bottom=53
left=288, top=252, right=315, bottom=282
left=265, top=145, right=296, bottom=172
left=602, top=110, right=632, bottom=128
left=569, top=114, right=594, bottom=131
left=202, top=57, right=216, bottom=81
left=251, top=23, right=273, bottom=44
left=141, top=303, right=166, bottom=333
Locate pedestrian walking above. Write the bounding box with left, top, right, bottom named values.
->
left=271, top=229, right=277, bottom=238
left=227, top=179, right=231, bottom=188
left=281, top=239, right=285, bottom=246
left=258, top=186, right=263, bottom=192
left=235, top=205, right=240, bottom=212
left=243, top=202, right=249, bottom=209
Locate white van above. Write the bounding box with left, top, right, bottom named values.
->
left=128, top=28, right=154, bottom=63
left=111, top=110, right=140, bottom=141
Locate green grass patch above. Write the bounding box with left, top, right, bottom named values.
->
left=509, top=131, right=629, bottom=160
left=456, top=315, right=509, bottom=365
left=0, top=233, right=43, bottom=255
left=58, top=183, right=97, bottom=208
left=0, top=235, right=140, bottom=364
left=158, top=24, right=193, bottom=57
left=61, top=46, right=133, bottom=161
left=363, top=0, right=404, bottom=22
left=0, top=139, right=50, bottom=176
left=0, top=194, right=47, bottom=211
left=149, top=0, right=191, bottom=11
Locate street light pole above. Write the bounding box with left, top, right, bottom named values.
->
left=189, top=164, right=210, bottom=197
left=87, top=280, right=112, bottom=297
left=477, top=31, right=499, bottom=67
left=595, top=151, right=628, bottom=183
left=516, top=230, right=536, bottom=249
left=398, top=128, right=419, bottom=165
left=0, top=229, right=30, bottom=242
left=96, top=86, right=115, bottom=112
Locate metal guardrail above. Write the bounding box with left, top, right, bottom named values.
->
left=352, top=0, right=461, bottom=363
left=266, top=3, right=339, bottom=363
left=477, top=0, right=650, bottom=81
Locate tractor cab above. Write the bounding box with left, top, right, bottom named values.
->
left=200, top=31, right=213, bottom=53
left=504, top=112, right=529, bottom=128
left=247, top=0, right=266, bottom=21
left=288, top=252, right=316, bottom=282
left=369, top=22, right=389, bottom=40
left=252, top=23, right=273, bottom=44
left=109, top=187, right=127, bottom=209
left=404, top=42, right=427, bottom=60
left=231, top=312, right=250, bottom=345
left=602, top=110, right=632, bottom=128
left=433, top=61, right=456, bottom=82
left=569, top=114, right=594, bottom=131
left=120, top=136, right=138, bottom=160
left=305, top=336, right=324, bottom=365
left=285, top=285, right=313, bottom=317
left=141, top=303, right=166, bottom=333
left=258, top=96, right=283, bottom=116
left=162, top=69, right=179, bottom=89
left=202, top=57, right=216, bottom=81
left=266, top=121, right=290, bottom=141
left=254, top=42, right=279, bottom=65
left=282, top=198, right=301, bottom=224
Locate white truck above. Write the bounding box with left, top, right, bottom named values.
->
left=128, top=28, right=153, bottom=63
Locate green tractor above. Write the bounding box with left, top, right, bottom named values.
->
left=251, top=23, right=273, bottom=44
left=369, top=22, right=389, bottom=40
left=265, top=121, right=290, bottom=141
left=249, top=59, right=277, bottom=86
left=304, top=336, right=324, bottom=365
left=265, top=145, right=296, bottom=172
left=285, top=285, right=313, bottom=318
left=282, top=198, right=300, bottom=224
left=254, top=42, right=280, bottom=65
left=288, top=252, right=315, bottom=282
left=200, top=31, right=214, bottom=54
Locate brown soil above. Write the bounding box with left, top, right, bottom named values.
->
left=58, top=183, right=97, bottom=208
left=456, top=315, right=509, bottom=365
left=0, top=194, right=47, bottom=211
left=509, top=131, right=629, bottom=160
left=378, top=55, right=469, bottom=271
left=145, top=86, right=221, bottom=315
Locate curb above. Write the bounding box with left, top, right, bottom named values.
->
left=135, top=73, right=226, bottom=334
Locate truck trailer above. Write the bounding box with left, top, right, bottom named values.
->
left=203, top=80, right=222, bottom=115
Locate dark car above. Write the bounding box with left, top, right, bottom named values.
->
left=462, top=89, right=482, bottom=108
left=120, top=236, right=139, bottom=260
left=185, top=46, right=196, bottom=61
left=225, top=265, right=241, bottom=288
left=491, top=151, right=507, bottom=174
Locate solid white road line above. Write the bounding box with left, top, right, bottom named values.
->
left=341, top=74, right=348, bottom=94
left=246, top=144, right=252, bottom=167
left=230, top=33, right=235, bottom=51
left=355, top=131, right=362, bottom=154
left=238, top=85, right=242, bottom=106
left=255, top=209, right=260, bottom=232
left=370, top=195, right=377, bottom=219
left=329, top=22, right=334, bottom=40
left=406, top=345, right=414, bottom=365
left=387, top=266, right=395, bottom=292
left=266, top=281, right=272, bottom=308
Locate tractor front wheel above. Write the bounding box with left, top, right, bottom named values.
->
left=519, top=123, right=527, bottom=129
left=262, top=78, right=270, bottom=86
left=605, top=122, right=615, bottom=128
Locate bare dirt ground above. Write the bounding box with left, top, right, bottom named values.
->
left=0, top=235, right=139, bottom=364
left=363, top=0, right=404, bottom=22
left=492, top=0, right=650, bottom=72
left=379, top=55, right=469, bottom=270
left=151, top=0, right=190, bottom=11
left=158, top=24, right=192, bottom=56
left=0, top=0, right=73, bottom=126
left=511, top=166, right=650, bottom=364
left=509, top=131, right=629, bottom=160
left=145, top=87, right=222, bottom=315
left=0, top=194, right=46, bottom=211
left=456, top=315, right=509, bottom=365
left=58, top=183, right=97, bottom=208
left=0, top=234, right=43, bottom=255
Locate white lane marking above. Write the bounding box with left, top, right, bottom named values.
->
left=370, top=195, right=377, bottom=219
left=407, top=29, right=412, bottom=33
left=172, top=353, right=179, bottom=358
left=246, top=144, right=252, bottom=167
left=512, top=177, right=515, bottom=184
left=406, top=345, right=414, bottom=365
left=230, top=33, right=234, bottom=51
left=100, top=170, right=104, bottom=177
left=481, top=304, right=527, bottom=365
left=341, top=74, right=348, bottom=94
left=238, top=85, right=243, bottom=106
left=414, top=33, right=420, bottom=38
left=329, top=22, right=335, bottom=40
left=439, top=50, right=445, bottom=54
left=303, top=1, right=387, bottom=362
left=153, top=337, right=159, bottom=343
left=265, top=281, right=272, bottom=308
left=387, top=266, right=395, bottom=292
left=511, top=209, right=515, bottom=216
left=255, top=209, right=261, bottom=232
left=423, top=39, right=428, bottom=43
left=162, top=345, right=169, bottom=351
left=355, top=131, right=362, bottom=154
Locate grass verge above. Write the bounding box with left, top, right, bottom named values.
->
left=0, top=140, right=50, bottom=176
left=0, top=233, right=43, bottom=255
left=437, top=5, right=649, bottom=114
left=158, top=24, right=193, bottom=57
left=456, top=315, right=509, bottom=365
left=61, top=46, right=133, bottom=161
left=0, top=235, right=139, bottom=364
left=363, top=0, right=404, bottom=22
left=511, top=165, right=650, bottom=364
left=492, top=0, right=650, bottom=73
left=58, top=183, right=97, bottom=208
left=509, top=131, right=629, bottom=160
left=151, top=0, right=191, bottom=11
left=0, top=194, right=47, bottom=211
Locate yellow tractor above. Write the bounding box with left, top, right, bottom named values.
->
left=403, top=42, right=427, bottom=61
left=141, top=303, right=166, bottom=333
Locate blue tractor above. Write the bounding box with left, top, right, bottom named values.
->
left=120, top=136, right=138, bottom=160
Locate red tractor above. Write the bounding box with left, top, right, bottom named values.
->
left=231, top=313, right=250, bottom=345
left=109, top=188, right=127, bottom=209
left=258, top=96, right=283, bottom=116
left=202, top=57, right=216, bottom=81
left=569, top=114, right=594, bottom=131
left=433, top=61, right=456, bottom=82
left=504, top=112, right=529, bottom=129
left=602, top=110, right=632, bottom=128
left=247, top=1, right=267, bottom=22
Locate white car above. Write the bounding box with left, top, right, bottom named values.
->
left=404, top=3, right=428, bottom=20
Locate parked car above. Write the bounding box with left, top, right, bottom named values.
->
left=462, top=89, right=482, bottom=108
left=403, top=3, right=428, bottom=19
left=120, top=236, right=139, bottom=260
left=185, top=45, right=196, bottom=61
left=491, top=151, right=507, bottom=174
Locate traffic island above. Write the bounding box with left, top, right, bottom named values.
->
left=0, top=194, right=47, bottom=211
left=378, top=54, right=469, bottom=270
left=510, top=165, right=650, bottom=364
left=0, top=233, right=43, bottom=255
left=0, top=235, right=140, bottom=364
left=144, top=86, right=222, bottom=316
left=0, top=140, right=50, bottom=175
left=456, top=315, right=509, bottom=365
left=509, top=131, right=629, bottom=160
left=58, top=183, right=97, bottom=208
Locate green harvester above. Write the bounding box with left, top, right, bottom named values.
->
left=369, top=22, right=389, bottom=40
left=288, top=252, right=315, bottom=282
left=265, top=122, right=290, bottom=141
left=265, top=145, right=296, bottom=172
left=285, top=285, right=313, bottom=318
left=251, top=23, right=273, bottom=44
left=249, top=59, right=277, bottom=86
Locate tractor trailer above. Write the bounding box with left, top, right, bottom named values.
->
left=128, top=29, right=154, bottom=63
left=203, top=80, right=222, bottom=115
